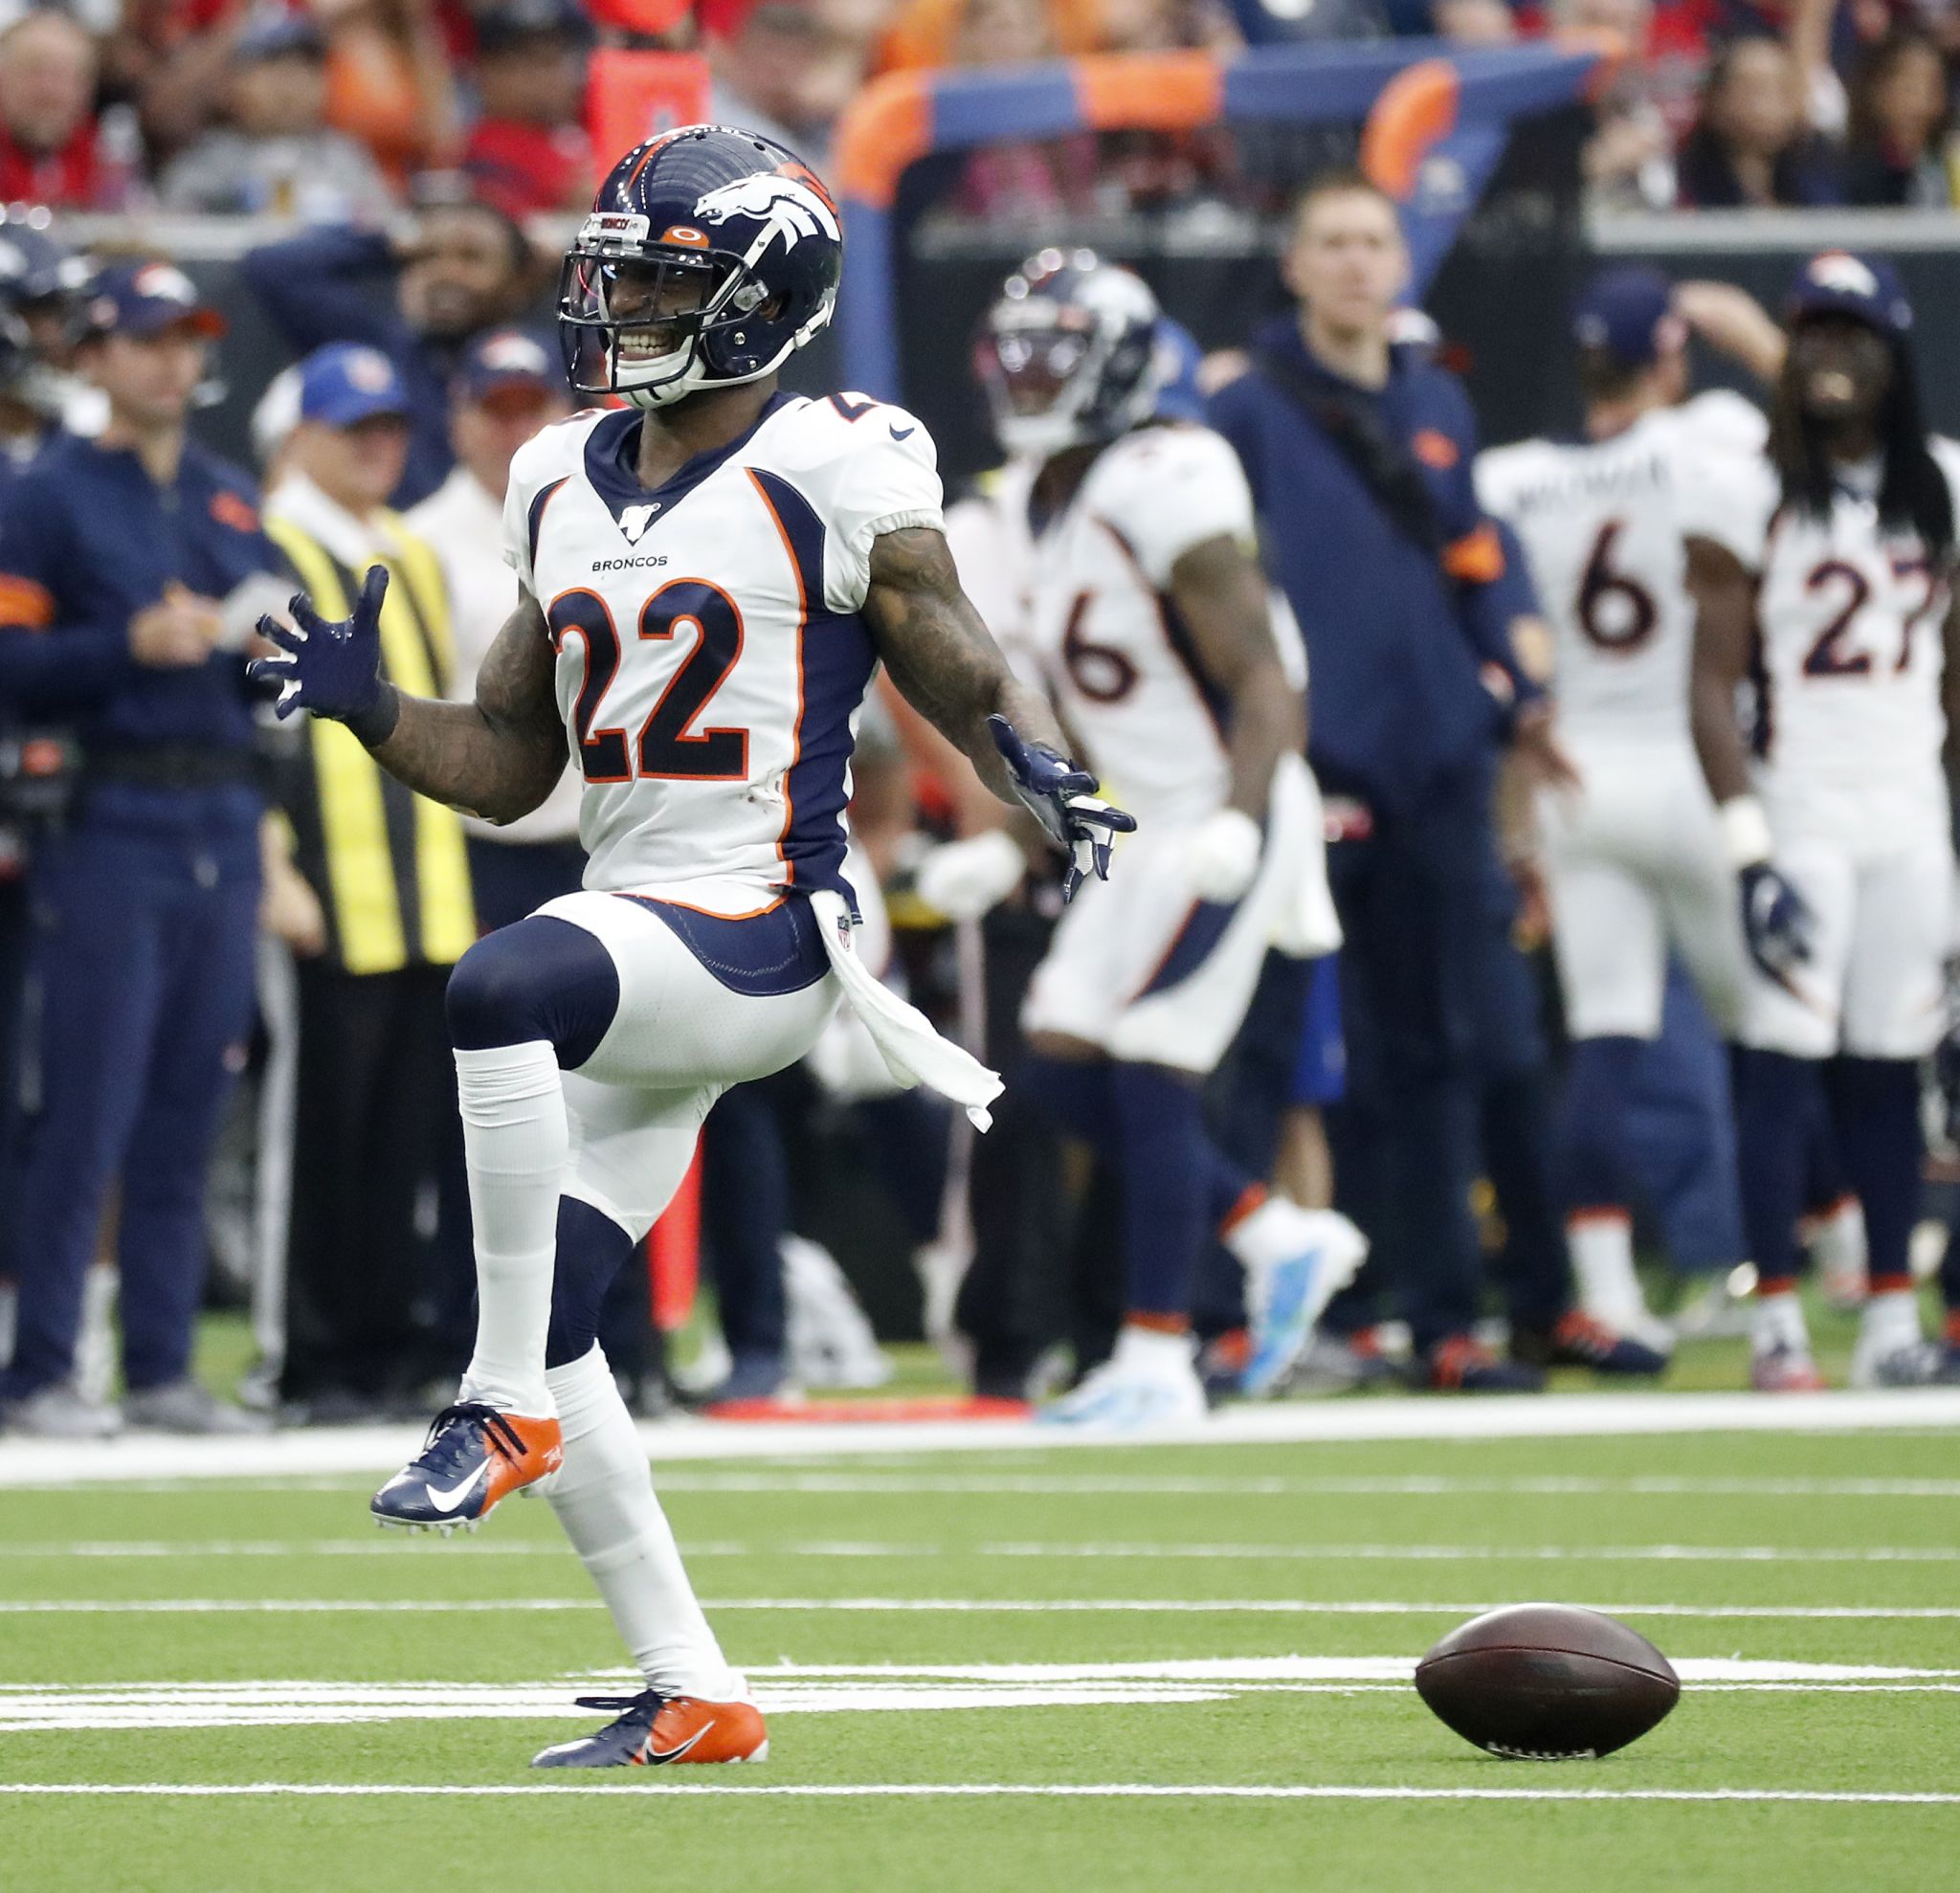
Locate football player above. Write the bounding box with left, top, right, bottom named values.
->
left=1686, top=251, right=1959, bottom=1391
left=1475, top=267, right=1757, bottom=1348
left=251, top=126, right=1131, bottom=1767
left=972, top=251, right=1363, bottom=1426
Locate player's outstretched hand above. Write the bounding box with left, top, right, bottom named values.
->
left=248, top=564, right=389, bottom=724
left=1739, top=860, right=1815, bottom=983
left=987, top=713, right=1136, bottom=902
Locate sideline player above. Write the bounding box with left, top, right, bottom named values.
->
left=973, top=251, right=1364, bottom=1425
left=1475, top=267, right=1755, bottom=1349
left=251, top=126, right=1131, bottom=1767
left=1686, top=251, right=1958, bottom=1391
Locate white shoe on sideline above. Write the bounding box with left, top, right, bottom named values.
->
left=1037, top=1353, right=1207, bottom=1430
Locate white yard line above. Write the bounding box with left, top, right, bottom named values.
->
left=3, top=1390, right=1957, bottom=1487
left=8, top=1538, right=1960, bottom=1564
left=9, top=1659, right=1954, bottom=1732
left=8, top=1597, right=1960, bottom=1619
left=2, top=1782, right=1957, bottom=1804
left=30, top=1470, right=1960, bottom=1500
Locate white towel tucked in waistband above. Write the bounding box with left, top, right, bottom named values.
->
left=807, top=887, right=1001, bottom=1131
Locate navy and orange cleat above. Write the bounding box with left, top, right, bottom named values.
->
left=531, top=1691, right=769, bottom=1768
left=370, top=1402, right=563, bottom=1533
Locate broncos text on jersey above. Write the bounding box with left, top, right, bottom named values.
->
left=502, top=390, right=942, bottom=913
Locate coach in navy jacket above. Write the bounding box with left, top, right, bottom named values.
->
left=240, top=202, right=538, bottom=507
left=0, top=264, right=282, bottom=1434
left=1209, top=169, right=1568, bottom=1388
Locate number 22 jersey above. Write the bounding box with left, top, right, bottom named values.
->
left=502, top=390, right=943, bottom=913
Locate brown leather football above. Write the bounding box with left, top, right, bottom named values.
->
left=1414, top=1603, right=1681, bottom=1760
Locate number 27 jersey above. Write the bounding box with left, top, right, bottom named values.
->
left=1692, top=436, right=1960, bottom=831
left=502, top=391, right=942, bottom=912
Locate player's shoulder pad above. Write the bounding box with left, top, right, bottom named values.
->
left=1670, top=389, right=1769, bottom=458
left=765, top=391, right=940, bottom=477
left=1472, top=437, right=1558, bottom=512
left=1091, top=418, right=1243, bottom=499
left=511, top=406, right=611, bottom=497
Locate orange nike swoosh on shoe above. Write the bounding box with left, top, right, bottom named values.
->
left=643, top=1698, right=769, bottom=1765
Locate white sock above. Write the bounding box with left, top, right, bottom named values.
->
left=456, top=1041, right=568, bottom=1417
left=1859, top=1288, right=1925, bottom=1352
left=546, top=1345, right=744, bottom=1701
left=1751, top=1288, right=1811, bottom=1357
left=1111, top=1324, right=1197, bottom=1376
left=1568, top=1213, right=1645, bottom=1327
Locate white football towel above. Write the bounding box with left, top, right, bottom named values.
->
left=807, top=887, right=1002, bottom=1130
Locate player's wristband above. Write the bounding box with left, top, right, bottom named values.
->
left=345, top=679, right=401, bottom=750
left=1719, top=795, right=1773, bottom=871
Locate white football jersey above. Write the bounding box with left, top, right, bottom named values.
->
left=944, top=457, right=1044, bottom=689
left=502, top=390, right=942, bottom=912
left=1688, top=436, right=1960, bottom=834
left=1475, top=391, right=1767, bottom=742
left=1025, top=423, right=1262, bottom=824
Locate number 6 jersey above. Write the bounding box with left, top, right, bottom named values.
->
left=1474, top=390, right=1768, bottom=744
left=1023, top=421, right=1276, bottom=826
left=502, top=390, right=942, bottom=912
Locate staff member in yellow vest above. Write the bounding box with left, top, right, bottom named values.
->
left=264, top=342, right=477, bottom=1421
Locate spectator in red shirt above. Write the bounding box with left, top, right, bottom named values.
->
left=0, top=11, right=131, bottom=210
left=462, top=0, right=593, bottom=216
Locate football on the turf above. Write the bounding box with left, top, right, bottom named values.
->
left=1414, top=1603, right=1680, bottom=1759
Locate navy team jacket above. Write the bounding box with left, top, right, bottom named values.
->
left=1209, top=317, right=1543, bottom=814
left=0, top=432, right=275, bottom=766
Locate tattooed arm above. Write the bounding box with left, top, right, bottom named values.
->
left=365, top=594, right=566, bottom=823
left=862, top=524, right=1070, bottom=807
left=259, top=575, right=568, bottom=825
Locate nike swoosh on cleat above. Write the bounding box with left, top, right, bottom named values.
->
left=423, top=1461, right=490, bottom=1515
left=648, top=1726, right=710, bottom=1764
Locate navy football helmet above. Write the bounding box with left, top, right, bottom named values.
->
left=975, top=249, right=1163, bottom=458
left=559, top=124, right=842, bottom=410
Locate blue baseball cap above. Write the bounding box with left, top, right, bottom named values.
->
left=1786, top=250, right=1912, bottom=337
left=298, top=343, right=411, bottom=427
left=455, top=326, right=562, bottom=405
left=78, top=260, right=225, bottom=340
left=1571, top=266, right=1681, bottom=368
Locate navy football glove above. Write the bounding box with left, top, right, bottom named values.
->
left=987, top=713, right=1136, bottom=901
left=1738, top=859, right=1815, bottom=984
left=248, top=564, right=389, bottom=725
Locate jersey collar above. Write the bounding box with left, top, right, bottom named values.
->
left=582, top=390, right=799, bottom=537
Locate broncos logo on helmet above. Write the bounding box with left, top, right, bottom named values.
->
left=558, top=124, right=843, bottom=412
left=694, top=175, right=840, bottom=253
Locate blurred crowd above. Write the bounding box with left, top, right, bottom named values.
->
left=0, top=0, right=1940, bottom=226
left=0, top=0, right=1956, bottom=1438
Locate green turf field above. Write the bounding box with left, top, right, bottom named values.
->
left=5, top=1409, right=1960, bottom=1893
